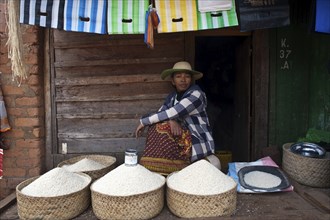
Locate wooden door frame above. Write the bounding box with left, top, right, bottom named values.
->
left=44, top=29, right=53, bottom=170
left=184, top=28, right=269, bottom=161
left=251, top=30, right=269, bottom=160
left=45, top=29, right=62, bottom=170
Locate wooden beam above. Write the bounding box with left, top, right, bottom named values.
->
left=0, top=192, right=16, bottom=213
left=251, top=29, right=270, bottom=160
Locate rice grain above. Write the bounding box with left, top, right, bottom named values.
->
left=21, top=167, right=90, bottom=197
left=62, top=158, right=106, bottom=172
left=91, top=164, right=165, bottom=196
left=167, top=159, right=236, bottom=195
left=244, top=171, right=281, bottom=188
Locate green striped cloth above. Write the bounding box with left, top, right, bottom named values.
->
left=107, top=0, right=149, bottom=34
left=197, top=0, right=238, bottom=30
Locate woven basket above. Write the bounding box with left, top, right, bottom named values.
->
left=282, top=143, right=330, bottom=188
left=91, top=184, right=165, bottom=220
left=57, top=154, right=116, bottom=181
left=166, top=185, right=237, bottom=218
left=16, top=173, right=92, bottom=220
left=215, top=150, right=232, bottom=172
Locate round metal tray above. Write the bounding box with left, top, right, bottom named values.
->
left=238, top=165, right=291, bottom=192
left=290, top=142, right=326, bottom=158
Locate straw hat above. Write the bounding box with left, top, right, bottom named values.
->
left=161, top=61, right=203, bottom=80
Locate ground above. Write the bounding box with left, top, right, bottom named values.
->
left=0, top=178, right=329, bottom=220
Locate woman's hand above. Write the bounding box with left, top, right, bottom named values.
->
left=135, top=123, right=145, bottom=138
left=169, top=120, right=182, bottom=136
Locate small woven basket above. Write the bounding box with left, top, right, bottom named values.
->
left=16, top=173, right=92, bottom=220
left=166, top=185, right=237, bottom=218
left=57, top=154, right=116, bottom=181
left=91, top=184, right=165, bottom=220
left=282, top=143, right=330, bottom=188
left=215, top=150, right=232, bottom=172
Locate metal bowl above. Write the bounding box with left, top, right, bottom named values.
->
left=290, top=142, right=326, bottom=158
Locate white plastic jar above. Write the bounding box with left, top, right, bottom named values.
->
left=125, top=149, right=138, bottom=166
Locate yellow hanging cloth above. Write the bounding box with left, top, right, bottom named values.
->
left=155, top=0, right=198, bottom=33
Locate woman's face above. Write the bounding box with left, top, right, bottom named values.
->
left=171, top=72, right=192, bottom=92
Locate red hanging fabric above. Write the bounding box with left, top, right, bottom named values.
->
left=0, top=86, right=10, bottom=179
left=0, top=87, right=10, bottom=133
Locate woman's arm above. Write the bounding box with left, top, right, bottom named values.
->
left=135, top=123, right=145, bottom=138
left=140, top=90, right=204, bottom=126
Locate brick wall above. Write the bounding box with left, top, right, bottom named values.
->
left=0, top=0, right=45, bottom=199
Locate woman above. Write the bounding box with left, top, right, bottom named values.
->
left=135, top=61, right=220, bottom=174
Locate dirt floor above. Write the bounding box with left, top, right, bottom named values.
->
left=0, top=177, right=329, bottom=220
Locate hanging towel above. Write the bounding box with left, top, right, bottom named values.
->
left=155, top=0, right=198, bottom=33
left=0, top=89, right=9, bottom=174
left=144, top=6, right=160, bottom=48
left=144, top=10, right=154, bottom=48
left=0, top=101, right=10, bottom=133
left=108, top=0, right=149, bottom=34
left=19, top=0, right=65, bottom=29
left=64, top=0, right=107, bottom=34
left=0, top=88, right=10, bottom=133
left=315, top=0, right=330, bottom=34
left=236, top=0, right=290, bottom=32
left=198, top=0, right=232, bottom=12
left=197, top=0, right=238, bottom=30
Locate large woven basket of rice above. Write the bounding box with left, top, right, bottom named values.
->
left=91, top=164, right=166, bottom=220
left=166, top=160, right=237, bottom=218
left=282, top=143, right=330, bottom=188
left=92, top=185, right=165, bottom=220
left=57, top=154, right=116, bottom=181
left=16, top=172, right=92, bottom=220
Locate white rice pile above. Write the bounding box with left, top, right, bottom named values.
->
left=91, top=164, right=165, bottom=196
left=167, top=159, right=236, bottom=195
left=62, top=158, right=106, bottom=172
left=21, top=167, right=90, bottom=197
left=244, top=171, right=281, bottom=188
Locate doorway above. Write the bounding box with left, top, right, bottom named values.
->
left=194, top=36, right=251, bottom=162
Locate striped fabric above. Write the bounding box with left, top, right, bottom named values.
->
left=155, top=0, right=198, bottom=33
left=64, top=0, right=107, bottom=34
left=19, top=0, right=65, bottom=29
left=197, top=0, right=238, bottom=30
left=107, top=0, right=149, bottom=34
left=197, top=0, right=232, bottom=12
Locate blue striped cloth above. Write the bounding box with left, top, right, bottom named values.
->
left=64, top=0, right=107, bottom=34
left=19, top=0, right=65, bottom=29
left=140, top=85, right=215, bottom=162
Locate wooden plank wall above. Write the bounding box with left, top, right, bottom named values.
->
left=50, top=30, right=185, bottom=165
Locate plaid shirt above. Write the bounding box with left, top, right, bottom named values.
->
left=140, top=85, right=215, bottom=162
